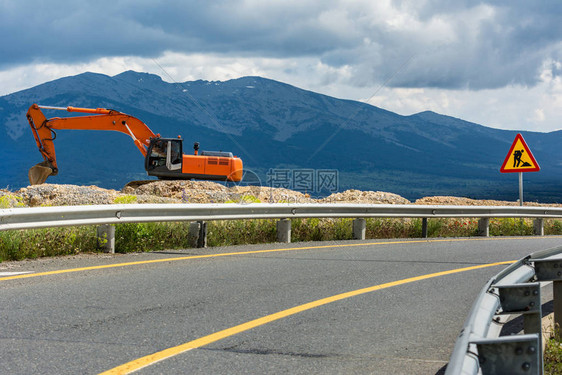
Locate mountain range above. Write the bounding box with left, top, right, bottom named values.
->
left=1, top=70, right=561, bottom=202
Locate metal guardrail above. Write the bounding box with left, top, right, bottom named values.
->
left=2, top=203, right=562, bottom=231
left=2, top=203, right=562, bottom=372
left=445, top=245, right=562, bottom=375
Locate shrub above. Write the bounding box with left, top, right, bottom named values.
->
left=113, top=195, right=138, bottom=204
left=545, top=219, right=562, bottom=235
left=115, top=222, right=192, bottom=252
left=489, top=218, right=533, bottom=236
left=207, top=220, right=276, bottom=247
left=0, top=194, right=25, bottom=208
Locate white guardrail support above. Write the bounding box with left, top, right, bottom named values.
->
left=96, top=224, right=115, bottom=253
left=535, top=218, right=545, bottom=236
left=478, top=218, right=490, bottom=237
left=352, top=218, right=366, bottom=240
left=276, top=219, right=291, bottom=243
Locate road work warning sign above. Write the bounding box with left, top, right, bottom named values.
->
left=500, top=133, right=540, bottom=173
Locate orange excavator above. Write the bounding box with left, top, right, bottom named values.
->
left=26, top=104, right=243, bottom=185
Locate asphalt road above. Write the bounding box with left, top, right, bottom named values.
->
left=1, top=236, right=561, bottom=375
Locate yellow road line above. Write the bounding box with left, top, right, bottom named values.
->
left=0, top=236, right=542, bottom=282
left=99, top=260, right=515, bottom=374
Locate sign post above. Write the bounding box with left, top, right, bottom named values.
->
left=519, top=172, right=523, bottom=206
left=500, top=133, right=540, bottom=206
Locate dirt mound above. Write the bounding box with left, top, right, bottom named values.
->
left=320, top=189, right=410, bottom=204
left=8, top=181, right=404, bottom=206
left=233, top=186, right=314, bottom=203
left=18, top=184, right=119, bottom=206
left=414, top=196, right=562, bottom=207
left=122, top=180, right=228, bottom=203
left=4, top=180, right=559, bottom=208
left=121, top=180, right=314, bottom=203
left=414, top=196, right=513, bottom=206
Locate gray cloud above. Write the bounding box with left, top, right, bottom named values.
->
left=1, top=1, right=561, bottom=90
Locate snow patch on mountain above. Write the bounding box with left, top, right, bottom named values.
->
left=5, top=110, right=27, bottom=140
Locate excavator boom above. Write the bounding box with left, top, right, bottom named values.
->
left=27, top=104, right=158, bottom=184
left=26, top=104, right=243, bottom=185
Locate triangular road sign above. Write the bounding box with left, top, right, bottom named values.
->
left=500, top=133, right=540, bottom=173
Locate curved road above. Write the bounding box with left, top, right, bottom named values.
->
left=1, top=236, right=561, bottom=374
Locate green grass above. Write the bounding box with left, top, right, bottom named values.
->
left=0, top=226, right=98, bottom=262
left=1, top=217, right=562, bottom=262
left=208, top=220, right=276, bottom=246
left=115, top=222, right=194, bottom=253
left=292, top=218, right=353, bottom=241
left=545, top=324, right=562, bottom=374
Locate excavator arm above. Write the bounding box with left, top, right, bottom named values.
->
left=27, top=104, right=157, bottom=184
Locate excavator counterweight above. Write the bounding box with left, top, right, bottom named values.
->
left=26, top=104, right=243, bottom=185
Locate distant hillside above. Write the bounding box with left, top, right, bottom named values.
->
left=1, top=70, right=561, bottom=202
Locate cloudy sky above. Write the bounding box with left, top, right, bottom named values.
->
left=1, top=0, right=561, bottom=132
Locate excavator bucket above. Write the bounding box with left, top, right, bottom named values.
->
left=28, top=161, right=54, bottom=185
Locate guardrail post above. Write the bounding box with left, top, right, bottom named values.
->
left=188, top=222, right=199, bottom=247
left=533, top=218, right=544, bottom=236
left=421, top=218, right=428, bottom=238
left=493, top=283, right=543, bottom=373
left=352, top=218, right=366, bottom=240
left=496, top=283, right=542, bottom=344
left=188, top=221, right=207, bottom=248
left=478, top=218, right=490, bottom=237
left=533, top=259, right=562, bottom=330
left=97, top=224, right=115, bottom=253
left=277, top=219, right=291, bottom=243
left=554, top=281, right=562, bottom=333
left=197, top=221, right=207, bottom=248
left=472, top=334, right=541, bottom=375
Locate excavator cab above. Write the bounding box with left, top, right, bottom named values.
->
left=144, top=137, right=244, bottom=181
left=145, top=138, right=183, bottom=178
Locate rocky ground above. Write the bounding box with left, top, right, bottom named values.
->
left=1, top=180, right=560, bottom=207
